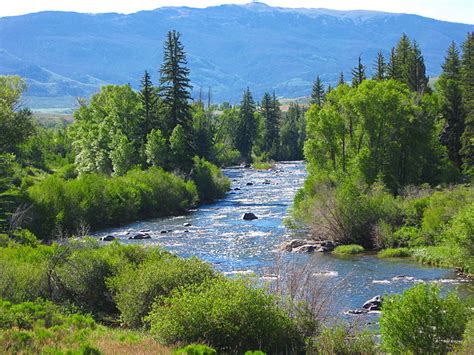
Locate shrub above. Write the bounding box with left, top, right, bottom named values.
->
left=443, top=203, right=474, bottom=255
left=312, top=323, right=377, bottom=355
left=378, top=248, right=412, bottom=258
left=456, top=317, right=474, bottom=354
left=390, top=226, right=425, bottom=247
left=145, top=278, right=303, bottom=352
left=333, top=244, right=365, bottom=255
left=174, top=344, right=217, bottom=355
left=380, top=283, right=470, bottom=354
left=27, top=167, right=198, bottom=239
left=108, top=255, right=217, bottom=328
left=192, top=157, right=230, bottom=202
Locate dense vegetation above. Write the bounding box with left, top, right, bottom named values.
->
left=1, top=28, right=473, bottom=353
left=293, top=33, right=474, bottom=275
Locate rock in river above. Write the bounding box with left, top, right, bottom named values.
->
left=101, top=235, right=116, bottom=241
left=243, top=213, right=258, bottom=220
left=363, top=295, right=383, bottom=311
left=128, top=233, right=151, bottom=240
left=183, top=223, right=192, bottom=227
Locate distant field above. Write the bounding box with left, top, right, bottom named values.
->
left=24, top=95, right=79, bottom=114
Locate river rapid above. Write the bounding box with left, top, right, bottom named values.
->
left=95, top=161, right=472, bottom=317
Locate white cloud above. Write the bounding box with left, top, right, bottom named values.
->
left=1, top=1, right=473, bottom=24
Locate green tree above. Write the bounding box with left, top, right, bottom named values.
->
left=139, top=70, right=159, bottom=142
left=0, top=76, right=35, bottom=154
left=280, top=103, right=305, bottom=161
left=460, top=32, right=474, bottom=175
left=351, top=56, right=366, bottom=88
left=311, top=76, right=325, bottom=107
left=110, top=133, right=136, bottom=176
left=235, top=88, right=257, bottom=163
left=192, top=105, right=215, bottom=161
left=338, top=72, right=345, bottom=86
left=387, top=47, right=399, bottom=80
left=438, top=42, right=465, bottom=169
left=373, top=51, right=386, bottom=81
left=145, top=129, right=168, bottom=168
left=160, top=31, right=193, bottom=141
left=170, top=124, right=193, bottom=170
left=261, top=92, right=280, bottom=158
left=407, top=40, right=430, bottom=94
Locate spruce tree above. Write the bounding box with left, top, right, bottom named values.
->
left=159, top=30, right=193, bottom=141
left=387, top=47, right=398, bottom=80
left=236, top=88, right=257, bottom=163
left=261, top=92, right=280, bottom=158
left=338, top=72, right=345, bottom=86
left=373, top=51, right=386, bottom=81
left=394, top=33, right=412, bottom=83
left=460, top=32, right=474, bottom=175
left=311, top=75, right=325, bottom=107
left=351, top=56, right=366, bottom=88
left=139, top=70, right=158, bottom=141
left=438, top=42, right=465, bottom=169
left=407, top=41, right=429, bottom=94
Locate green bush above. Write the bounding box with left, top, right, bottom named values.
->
left=390, top=226, right=425, bottom=247
left=378, top=248, right=412, bottom=258
left=312, top=323, right=376, bottom=355
left=380, top=283, right=470, bottom=354
left=145, top=278, right=303, bottom=352
left=174, top=344, right=217, bottom=355
left=443, top=203, right=474, bottom=255
left=108, top=255, right=217, bottom=327
left=333, top=244, right=365, bottom=255
left=191, top=157, right=230, bottom=202
left=27, top=167, right=198, bottom=239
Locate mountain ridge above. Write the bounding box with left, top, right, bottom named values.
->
left=0, top=3, right=472, bottom=108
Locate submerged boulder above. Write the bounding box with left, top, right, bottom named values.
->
left=363, top=295, right=383, bottom=310
left=128, top=233, right=151, bottom=240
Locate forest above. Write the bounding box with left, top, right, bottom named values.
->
left=0, top=29, right=473, bottom=354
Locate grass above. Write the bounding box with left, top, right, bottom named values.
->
left=333, top=244, right=365, bottom=255
left=412, top=245, right=474, bottom=276
left=378, top=248, right=413, bottom=258
left=252, top=161, right=274, bottom=170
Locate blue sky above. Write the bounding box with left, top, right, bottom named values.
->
left=1, top=1, right=473, bottom=24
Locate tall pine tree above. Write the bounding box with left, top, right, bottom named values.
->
left=407, top=41, right=430, bottom=94
left=438, top=41, right=465, bottom=169
left=160, top=31, right=193, bottom=141
left=460, top=32, right=474, bottom=175
left=338, top=72, right=345, bottom=86
left=373, top=51, right=386, bottom=81
left=261, top=92, right=280, bottom=158
left=236, top=88, right=257, bottom=163
left=311, top=75, right=325, bottom=107
left=139, top=70, right=158, bottom=142
left=351, top=56, right=366, bottom=88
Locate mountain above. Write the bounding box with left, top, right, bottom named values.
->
left=0, top=2, right=472, bottom=108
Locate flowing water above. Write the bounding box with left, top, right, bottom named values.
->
left=95, top=161, right=472, bottom=316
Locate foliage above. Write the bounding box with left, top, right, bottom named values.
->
left=333, top=244, right=365, bottom=255
left=145, top=277, right=304, bottom=352
left=380, top=283, right=470, bottom=354
left=312, top=323, right=377, bottom=355
left=145, top=128, right=168, bottom=168
left=108, top=254, right=217, bottom=328
left=191, top=157, right=230, bottom=202
left=377, top=248, right=412, bottom=258
left=27, top=167, right=197, bottom=239
left=174, top=344, right=217, bottom=355
left=0, top=76, right=35, bottom=155
left=236, top=88, right=257, bottom=163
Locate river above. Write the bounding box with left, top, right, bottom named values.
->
left=95, top=161, right=472, bottom=317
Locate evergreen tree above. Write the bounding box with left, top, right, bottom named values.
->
left=326, top=84, right=333, bottom=94
left=160, top=30, right=193, bottom=143
left=351, top=56, right=366, bottom=88
left=311, top=75, right=325, bottom=107
left=192, top=106, right=215, bottom=161
left=139, top=70, right=158, bottom=141
left=279, top=103, right=303, bottom=160
left=460, top=32, right=474, bottom=175
left=261, top=92, right=280, bottom=158
left=407, top=41, right=430, bottom=94
left=338, top=72, right=345, bottom=86
left=387, top=47, right=398, bottom=80
left=438, top=42, right=465, bottom=169
left=373, top=51, right=386, bottom=81
left=236, top=88, right=257, bottom=163
left=394, top=33, right=412, bottom=82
